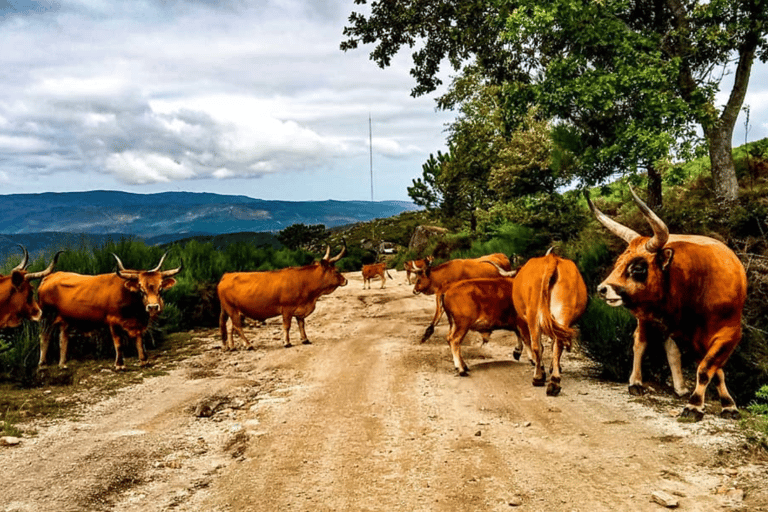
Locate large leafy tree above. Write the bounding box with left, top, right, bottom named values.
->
left=342, top=0, right=768, bottom=203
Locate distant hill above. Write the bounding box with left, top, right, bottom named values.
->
left=0, top=190, right=418, bottom=259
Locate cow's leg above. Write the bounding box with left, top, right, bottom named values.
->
left=134, top=331, right=148, bottom=367
left=628, top=323, right=650, bottom=396
left=681, top=328, right=740, bottom=421
left=515, top=322, right=534, bottom=365
left=296, top=317, right=311, bottom=345
left=380, top=273, right=386, bottom=289
left=219, top=309, right=231, bottom=350
left=664, top=337, right=689, bottom=397
left=421, top=296, right=443, bottom=343
left=57, top=324, right=70, bottom=369
left=547, top=338, right=563, bottom=396
left=110, top=324, right=126, bottom=371
left=38, top=319, right=54, bottom=368
left=281, top=312, right=293, bottom=348
left=529, top=320, right=546, bottom=387
left=714, top=369, right=739, bottom=419
left=447, top=323, right=469, bottom=376
left=230, top=312, right=254, bottom=350
left=479, top=331, right=491, bottom=346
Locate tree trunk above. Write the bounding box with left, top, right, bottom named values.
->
left=706, top=128, right=739, bottom=203
left=646, top=163, right=663, bottom=210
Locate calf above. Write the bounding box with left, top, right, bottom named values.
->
left=362, top=262, right=393, bottom=289
left=413, top=253, right=513, bottom=343
left=441, top=277, right=519, bottom=376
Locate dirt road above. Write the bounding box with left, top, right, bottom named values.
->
left=1, top=270, right=766, bottom=511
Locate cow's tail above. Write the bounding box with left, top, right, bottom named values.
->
left=386, top=270, right=393, bottom=279
left=536, top=257, right=575, bottom=350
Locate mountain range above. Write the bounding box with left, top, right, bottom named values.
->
left=0, top=191, right=418, bottom=257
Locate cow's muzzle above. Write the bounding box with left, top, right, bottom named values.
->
left=146, top=303, right=162, bottom=314
left=598, top=283, right=624, bottom=307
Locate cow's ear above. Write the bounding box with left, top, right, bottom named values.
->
left=123, top=280, right=141, bottom=293
left=11, top=271, right=25, bottom=290
left=659, top=248, right=674, bottom=271
left=161, top=278, right=177, bottom=290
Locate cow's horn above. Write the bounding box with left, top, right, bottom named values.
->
left=584, top=190, right=640, bottom=244
left=25, top=251, right=63, bottom=281
left=322, top=245, right=331, bottom=261
left=113, top=253, right=139, bottom=280
left=628, top=185, right=669, bottom=253
left=12, top=245, right=29, bottom=272
left=328, top=239, right=347, bottom=263
left=485, top=260, right=517, bottom=278
left=160, top=260, right=183, bottom=277
left=149, top=252, right=168, bottom=272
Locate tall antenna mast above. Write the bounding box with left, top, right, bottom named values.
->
left=369, top=113, right=373, bottom=201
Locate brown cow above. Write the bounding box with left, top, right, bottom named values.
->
left=218, top=243, right=347, bottom=350
left=38, top=253, right=182, bottom=370
left=492, top=249, right=588, bottom=396
left=587, top=187, right=747, bottom=420
left=362, top=262, right=393, bottom=289
left=403, top=256, right=433, bottom=284
left=413, top=253, right=513, bottom=343
left=440, top=277, right=519, bottom=376
left=0, top=246, right=60, bottom=328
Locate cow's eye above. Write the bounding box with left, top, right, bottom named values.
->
left=629, top=260, right=648, bottom=282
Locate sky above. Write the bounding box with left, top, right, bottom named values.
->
left=1, top=1, right=767, bottom=203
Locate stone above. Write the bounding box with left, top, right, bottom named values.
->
left=651, top=490, right=679, bottom=508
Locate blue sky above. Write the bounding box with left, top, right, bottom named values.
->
left=0, top=1, right=766, bottom=202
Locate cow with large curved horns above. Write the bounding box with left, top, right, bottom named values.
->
left=0, top=245, right=61, bottom=328
left=217, top=241, right=347, bottom=350
left=37, top=252, right=182, bottom=370
left=586, top=186, right=747, bottom=420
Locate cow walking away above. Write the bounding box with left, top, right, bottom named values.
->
left=440, top=277, right=520, bottom=376
left=587, top=187, right=747, bottom=420
left=362, top=262, right=392, bottom=289
left=0, top=246, right=60, bottom=329
left=412, top=253, right=513, bottom=343
left=38, top=253, right=182, bottom=370
left=217, top=243, right=347, bottom=350
left=492, top=249, right=588, bottom=396
left=403, top=256, right=433, bottom=284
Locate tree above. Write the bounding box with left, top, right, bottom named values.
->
left=407, top=151, right=446, bottom=211
left=342, top=0, right=768, bottom=203
left=277, top=224, right=326, bottom=251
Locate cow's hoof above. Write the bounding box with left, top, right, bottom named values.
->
left=680, top=407, right=705, bottom=422
left=456, top=369, right=469, bottom=377
left=628, top=384, right=646, bottom=396
left=532, top=377, right=546, bottom=387
left=139, top=361, right=150, bottom=368
left=58, top=364, right=69, bottom=370
left=114, top=365, right=127, bottom=372
left=245, top=345, right=255, bottom=351
left=546, top=382, right=561, bottom=397
left=512, top=349, right=522, bottom=361
left=302, top=339, right=312, bottom=345
left=720, top=408, right=740, bottom=420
